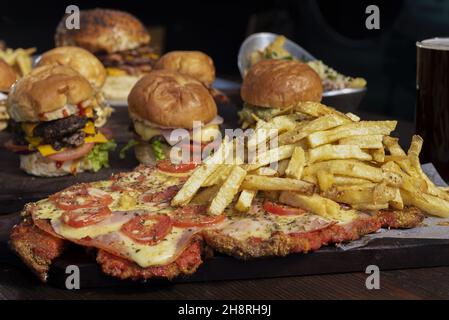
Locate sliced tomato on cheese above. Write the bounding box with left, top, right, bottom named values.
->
left=50, top=185, right=113, bottom=211
left=61, top=206, right=112, bottom=228
left=263, top=200, right=308, bottom=216
left=172, top=205, right=225, bottom=228
left=140, top=185, right=180, bottom=203
left=156, top=159, right=198, bottom=173
left=120, top=214, right=173, bottom=245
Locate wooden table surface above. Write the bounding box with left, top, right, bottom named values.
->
left=1, top=89, right=447, bottom=300
left=1, top=262, right=449, bottom=299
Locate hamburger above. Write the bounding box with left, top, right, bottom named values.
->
left=154, top=50, right=231, bottom=104
left=239, top=59, right=323, bottom=128
left=154, top=51, right=215, bottom=87
left=55, top=8, right=158, bottom=101
left=126, top=70, right=223, bottom=166
left=6, top=65, right=116, bottom=176
left=37, top=46, right=113, bottom=127
left=0, top=58, right=17, bottom=130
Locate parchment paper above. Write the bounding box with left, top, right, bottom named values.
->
left=338, top=163, right=449, bottom=250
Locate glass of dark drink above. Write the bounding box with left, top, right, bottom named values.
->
left=416, top=38, right=449, bottom=181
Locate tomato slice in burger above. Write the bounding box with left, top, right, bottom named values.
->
left=172, top=205, right=225, bottom=228
left=47, top=143, right=94, bottom=162
left=120, top=214, right=173, bottom=245
left=263, top=200, right=308, bottom=216
left=60, top=206, right=112, bottom=228
left=140, top=185, right=180, bottom=203
left=50, top=185, right=113, bottom=210
left=157, top=159, right=198, bottom=173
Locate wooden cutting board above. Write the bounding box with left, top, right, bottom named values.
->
left=1, top=211, right=449, bottom=288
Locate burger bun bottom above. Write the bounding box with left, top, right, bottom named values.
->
left=20, top=153, right=94, bottom=177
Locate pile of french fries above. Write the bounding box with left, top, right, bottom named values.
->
left=171, top=102, right=449, bottom=220
left=0, top=47, right=36, bottom=77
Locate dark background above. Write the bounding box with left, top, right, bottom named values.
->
left=1, top=0, right=449, bottom=121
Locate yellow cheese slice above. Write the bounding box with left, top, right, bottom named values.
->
left=83, top=121, right=96, bottom=135
left=84, top=132, right=108, bottom=144
left=134, top=122, right=161, bottom=141
left=37, top=144, right=61, bottom=156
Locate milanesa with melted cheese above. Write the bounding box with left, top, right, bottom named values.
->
left=10, top=164, right=424, bottom=282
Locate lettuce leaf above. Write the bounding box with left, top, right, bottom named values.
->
left=151, top=140, right=166, bottom=161
left=87, top=140, right=117, bottom=172
left=119, top=139, right=138, bottom=159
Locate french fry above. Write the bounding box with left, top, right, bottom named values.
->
left=339, top=135, right=383, bottom=149
left=316, top=170, right=334, bottom=192
left=389, top=187, right=404, bottom=210
left=285, top=146, right=306, bottom=179
left=172, top=164, right=219, bottom=206
left=235, top=189, right=257, bottom=212
left=241, top=175, right=315, bottom=193
left=209, top=166, right=247, bottom=215
left=254, top=167, right=278, bottom=176
left=202, top=164, right=233, bottom=187
left=371, top=148, right=385, bottom=163
left=245, top=145, right=295, bottom=171
left=203, top=136, right=232, bottom=165
left=308, top=145, right=372, bottom=163
left=303, top=160, right=384, bottom=182
left=401, top=189, right=449, bottom=218
left=332, top=176, right=373, bottom=186
left=382, top=161, right=426, bottom=197
left=308, top=121, right=397, bottom=147
left=279, top=191, right=356, bottom=222
left=382, top=136, right=420, bottom=177
left=407, top=135, right=449, bottom=201
left=280, top=191, right=339, bottom=217
left=383, top=136, right=406, bottom=156
left=324, top=183, right=397, bottom=205
left=295, top=101, right=350, bottom=120
left=249, top=115, right=298, bottom=148
left=345, top=112, right=360, bottom=122
left=279, top=114, right=350, bottom=145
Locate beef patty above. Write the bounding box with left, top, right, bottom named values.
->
left=9, top=115, right=90, bottom=149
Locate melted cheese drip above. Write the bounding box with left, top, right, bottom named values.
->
left=104, top=227, right=199, bottom=267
